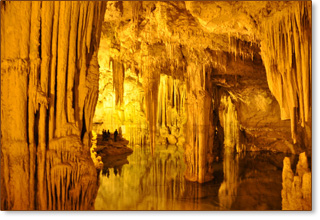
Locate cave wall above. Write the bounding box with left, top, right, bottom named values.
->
left=95, top=1, right=311, bottom=183
left=1, top=1, right=106, bottom=210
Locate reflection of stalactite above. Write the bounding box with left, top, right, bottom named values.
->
left=95, top=145, right=186, bottom=210
left=260, top=1, right=311, bottom=144
left=218, top=152, right=240, bottom=210
left=1, top=1, right=106, bottom=210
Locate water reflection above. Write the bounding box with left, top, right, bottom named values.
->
left=218, top=152, right=240, bottom=210
left=95, top=144, right=296, bottom=210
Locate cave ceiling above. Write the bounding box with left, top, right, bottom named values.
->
left=99, top=1, right=296, bottom=80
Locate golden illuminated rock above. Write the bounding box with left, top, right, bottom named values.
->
left=1, top=1, right=106, bottom=210
left=95, top=1, right=311, bottom=184
left=1, top=0, right=311, bottom=210
left=281, top=152, right=311, bottom=210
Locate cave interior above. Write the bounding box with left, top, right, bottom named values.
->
left=0, top=1, right=311, bottom=211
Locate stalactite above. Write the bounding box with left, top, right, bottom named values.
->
left=260, top=1, right=311, bottom=144
left=55, top=1, right=71, bottom=138
left=228, top=36, right=256, bottom=62
left=131, top=1, right=142, bottom=36
left=66, top=2, right=80, bottom=124
left=1, top=1, right=106, bottom=210
left=219, top=94, right=244, bottom=153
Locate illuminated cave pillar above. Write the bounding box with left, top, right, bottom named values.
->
left=184, top=64, right=214, bottom=183
left=111, top=58, right=125, bottom=106
left=1, top=1, right=106, bottom=210
left=142, top=68, right=160, bottom=155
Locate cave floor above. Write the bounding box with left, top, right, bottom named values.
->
left=94, top=144, right=298, bottom=210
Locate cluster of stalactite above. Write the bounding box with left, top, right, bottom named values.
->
left=184, top=63, right=215, bottom=183
left=157, top=74, right=187, bottom=146
left=219, top=94, right=246, bottom=153
left=1, top=1, right=106, bottom=210
left=228, top=35, right=255, bottom=61
left=260, top=1, right=311, bottom=144
left=281, top=152, right=311, bottom=210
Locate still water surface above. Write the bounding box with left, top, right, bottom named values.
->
left=94, top=144, right=297, bottom=210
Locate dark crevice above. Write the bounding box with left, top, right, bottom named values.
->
left=81, top=108, right=86, bottom=140
left=54, top=61, right=58, bottom=136
left=33, top=106, right=40, bottom=209
left=34, top=108, right=40, bottom=147
left=72, top=80, right=76, bottom=109
left=38, top=3, right=42, bottom=64
left=1, top=1, right=6, bottom=10
left=53, top=11, right=60, bottom=137
left=54, top=185, right=58, bottom=210
left=45, top=108, right=49, bottom=146
left=34, top=154, right=38, bottom=209
left=26, top=93, right=29, bottom=145
left=78, top=189, right=82, bottom=209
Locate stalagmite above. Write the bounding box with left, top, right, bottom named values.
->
left=281, top=152, right=311, bottom=210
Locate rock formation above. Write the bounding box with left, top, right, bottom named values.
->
left=1, top=1, right=106, bottom=210
left=281, top=152, right=311, bottom=210
left=1, top=1, right=312, bottom=210
left=94, top=1, right=311, bottom=183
